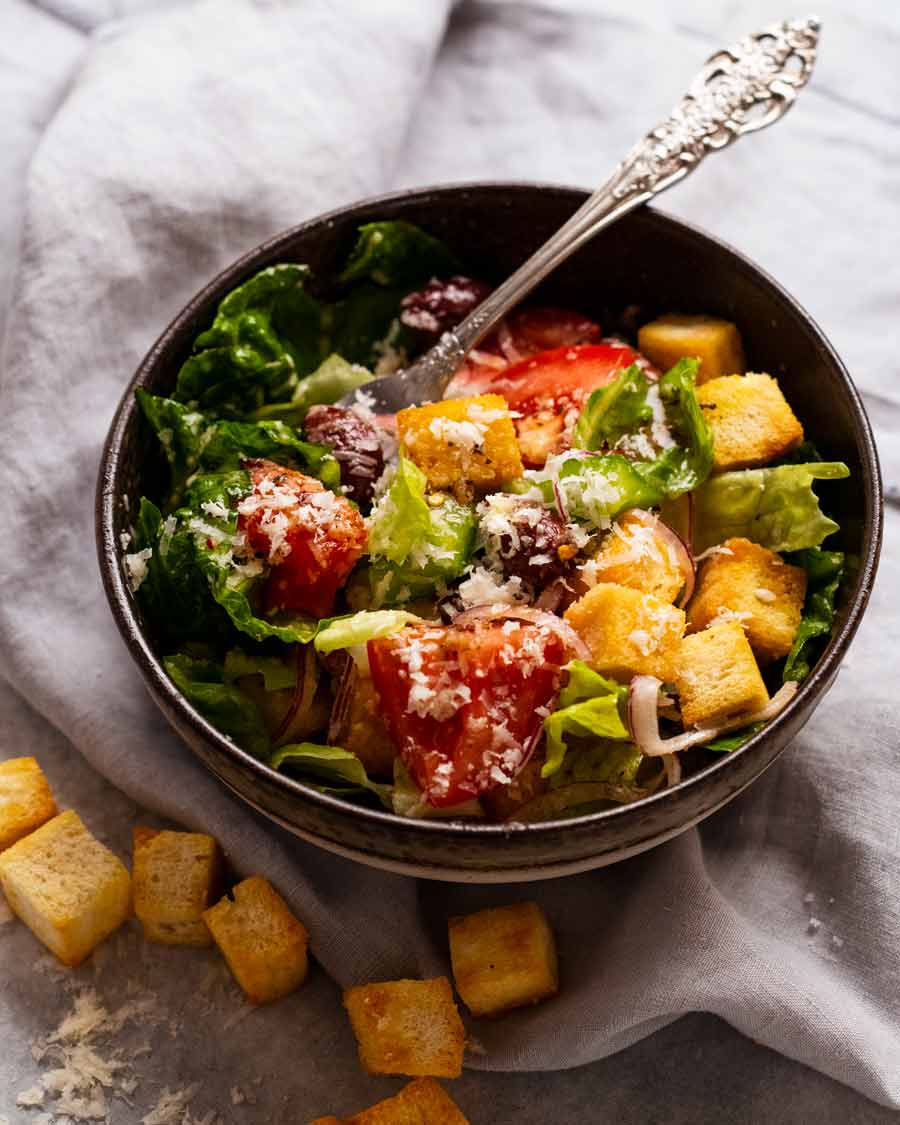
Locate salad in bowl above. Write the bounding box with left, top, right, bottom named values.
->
left=123, top=219, right=849, bottom=825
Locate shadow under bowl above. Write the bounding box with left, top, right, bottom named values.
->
left=96, top=183, right=882, bottom=882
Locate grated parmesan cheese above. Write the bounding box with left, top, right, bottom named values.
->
left=456, top=565, right=527, bottom=609
left=124, top=548, right=153, bottom=593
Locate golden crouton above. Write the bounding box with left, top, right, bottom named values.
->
left=688, top=538, right=807, bottom=663
left=698, top=373, right=804, bottom=471
left=397, top=394, right=523, bottom=497
left=638, top=314, right=745, bottom=384
left=589, top=511, right=687, bottom=603
left=564, top=582, right=685, bottom=682
left=0, top=757, right=57, bottom=852
left=310, top=1079, right=469, bottom=1125
left=0, top=810, right=130, bottom=966
left=203, top=875, right=308, bottom=1004
left=343, top=977, right=465, bottom=1078
left=675, top=620, right=769, bottom=728
left=132, top=827, right=223, bottom=946
left=449, top=901, right=558, bottom=1017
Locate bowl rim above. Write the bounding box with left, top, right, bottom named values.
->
left=96, top=179, right=884, bottom=839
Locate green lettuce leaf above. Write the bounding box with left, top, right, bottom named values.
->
left=313, top=610, right=419, bottom=654
left=705, top=722, right=765, bottom=752
left=164, top=653, right=271, bottom=758
left=135, top=390, right=211, bottom=504
left=252, top=354, right=374, bottom=427
left=571, top=364, right=652, bottom=450
left=693, top=462, right=850, bottom=553
left=339, top=221, right=460, bottom=287
left=634, top=357, right=713, bottom=497
left=547, top=741, right=644, bottom=789
left=174, top=469, right=320, bottom=646
left=331, top=221, right=460, bottom=368
left=542, top=661, right=630, bottom=777
left=554, top=454, right=663, bottom=526
left=198, top=417, right=340, bottom=489
left=223, top=648, right=297, bottom=692
left=366, top=456, right=432, bottom=564
left=173, top=264, right=322, bottom=417
left=365, top=454, right=477, bottom=602
left=530, top=359, right=712, bottom=530
left=131, top=498, right=231, bottom=645
left=269, top=742, right=391, bottom=807
left=782, top=548, right=845, bottom=683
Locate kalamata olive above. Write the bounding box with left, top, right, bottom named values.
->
left=303, top=405, right=384, bottom=506
left=400, top=276, right=492, bottom=339
left=494, top=504, right=578, bottom=586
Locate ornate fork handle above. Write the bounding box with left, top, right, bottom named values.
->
left=367, top=17, right=819, bottom=413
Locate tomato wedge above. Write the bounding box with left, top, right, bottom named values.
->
left=489, top=343, right=638, bottom=415
left=446, top=307, right=602, bottom=397
left=368, top=620, right=566, bottom=807
left=237, top=459, right=367, bottom=618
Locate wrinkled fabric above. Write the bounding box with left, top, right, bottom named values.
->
left=1, top=0, right=899, bottom=1110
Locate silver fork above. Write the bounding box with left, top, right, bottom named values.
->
left=339, top=16, right=819, bottom=415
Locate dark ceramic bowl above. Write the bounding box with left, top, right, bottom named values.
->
left=97, top=183, right=882, bottom=882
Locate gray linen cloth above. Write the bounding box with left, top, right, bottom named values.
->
left=2, top=0, right=899, bottom=1110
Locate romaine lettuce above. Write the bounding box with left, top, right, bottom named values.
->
left=338, top=221, right=460, bottom=287
left=313, top=610, right=419, bottom=654
left=269, top=742, right=391, bottom=807
left=782, top=548, right=845, bottom=682
left=223, top=648, right=297, bottom=693
left=634, top=357, right=713, bottom=497
left=571, top=364, right=652, bottom=450
left=251, top=354, right=374, bottom=426
left=366, top=455, right=476, bottom=603
left=542, top=661, right=631, bottom=777
left=693, top=462, right=850, bottom=553
left=164, top=653, right=271, bottom=758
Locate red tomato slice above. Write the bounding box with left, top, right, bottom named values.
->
left=368, top=620, right=566, bottom=807
left=237, top=459, right=367, bottom=618
left=446, top=306, right=602, bottom=397
left=490, top=343, right=638, bottom=415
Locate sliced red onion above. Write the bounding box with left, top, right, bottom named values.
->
left=272, top=645, right=317, bottom=745
left=535, top=579, right=568, bottom=614
left=498, top=320, right=524, bottom=364
left=663, top=754, right=682, bottom=787
left=468, top=348, right=508, bottom=370
left=452, top=604, right=591, bottom=661
left=628, top=675, right=800, bottom=757
left=626, top=509, right=696, bottom=609
left=552, top=478, right=568, bottom=520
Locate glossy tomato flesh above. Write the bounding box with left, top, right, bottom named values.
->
left=368, top=620, right=566, bottom=807
left=238, top=459, right=367, bottom=618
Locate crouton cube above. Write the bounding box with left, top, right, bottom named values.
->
left=397, top=394, right=523, bottom=497
left=132, top=827, right=223, bottom=946
left=343, top=977, right=465, bottom=1078
left=688, top=538, right=807, bottom=663
left=203, top=875, right=308, bottom=1004
left=345, top=1077, right=470, bottom=1124
left=675, top=620, right=769, bottom=727
left=698, top=373, right=804, bottom=471
left=449, top=901, right=558, bottom=1017
left=0, top=810, right=130, bottom=966
left=588, top=511, right=687, bottom=603
left=0, top=757, right=57, bottom=852
left=638, top=314, right=745, bottom=384
left=564, top=582, right=685, bottom=681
